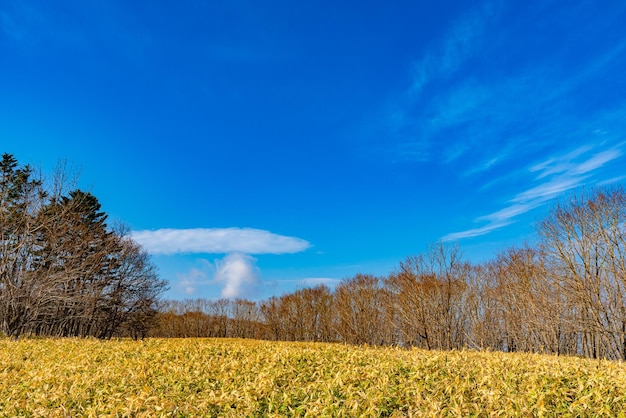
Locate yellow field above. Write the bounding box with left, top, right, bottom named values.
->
left=1, top=338, right=625, bottom=417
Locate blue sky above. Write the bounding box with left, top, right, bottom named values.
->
left=2, top=0, right=625, bottom=300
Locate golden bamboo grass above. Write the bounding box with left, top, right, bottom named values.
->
left=1, top=338, right=625, bottom=417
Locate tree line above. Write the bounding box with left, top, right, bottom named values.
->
left=150, top=186, right=626, bottom=360
left=3, top=152, right=626, bottom=360
left=0, top=154, right=167, bottom=338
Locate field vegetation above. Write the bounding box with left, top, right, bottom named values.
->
left=2, top=337, right=626, bottom=417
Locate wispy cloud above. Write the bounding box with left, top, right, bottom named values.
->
left=176, top=267, right=212, bottom=296
left=529, top=146, right=594, bottom=179
left=442, top=221, right=513, bottom=241
left=571, top=149, right=623, bottom=175
left=131, top=228, right=310, bottom=255
left=477, top=203, right=537, bottom=223
left=529, top=146, right=623, bottom=180
left=410, top=1, right=500, bottom=96
left=443, top=143, right=624, bottom=241
left=380, top=1, right=626, bottom=173
left=393, top=1, right=626, bottom=243
left=510, top=175, right=587, bottom=204
left=381, top=2, right=501, bottom=164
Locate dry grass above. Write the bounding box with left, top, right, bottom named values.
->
left=1, top=338, right=626, bottom=417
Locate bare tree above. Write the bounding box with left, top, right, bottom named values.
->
left=334, top=274, right=387, bottom=345
left=464, top=262, right=506, bottom=351
left=0, top=154, right=49, bottom=337
left=537, top=186, right=626, bottom=359
left=386, top=242, right=468, bottom=350
left=483, top=246, right=567, bottom=354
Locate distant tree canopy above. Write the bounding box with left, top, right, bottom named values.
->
left=0, top=153, right=167, bottom=338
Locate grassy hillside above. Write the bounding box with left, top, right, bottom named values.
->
left=1, top=338, right=625, bottom=417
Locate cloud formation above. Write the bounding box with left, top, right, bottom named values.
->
left=443, top=144, right=624, bottom=241
left=171, top=254, right=262, bottom=299
left=131, top=227, right=310, bottom=255
left=214, top=253, right=261, bottom=299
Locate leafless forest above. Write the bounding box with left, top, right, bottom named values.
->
left=3, top=153, right=626, bottom=360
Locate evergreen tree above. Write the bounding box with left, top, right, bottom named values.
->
left=0, top=153, right=167, bottom=338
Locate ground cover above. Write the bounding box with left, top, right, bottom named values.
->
left=1, top=338, right=625, bottom=417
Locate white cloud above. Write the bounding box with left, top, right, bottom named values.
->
left=477, top=203, right=537, bottom=223
left=169, top=255, right=261, bottom=299
left=131, top=227, right=310, bottom=255
left=511, top=175, right=587, bottom=204
left=530, top=145, right=593, bottom=178
left=571, top=149, right=622, bottom=175
left=514, top=145, right=622, bottom=204
left=214, top=253, right=260, bottom=299
left=442, top=220, right=512, bottom=241
left=443, top=143, right=624, bottom=241
left=529, top=146, right=621, bottom=180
